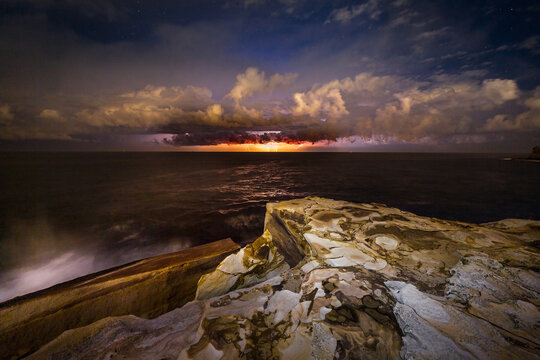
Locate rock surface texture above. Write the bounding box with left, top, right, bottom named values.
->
left=25, top=197, right=540, bottom=360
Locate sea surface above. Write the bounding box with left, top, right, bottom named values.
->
left=0, top=152, right=539, bottom=302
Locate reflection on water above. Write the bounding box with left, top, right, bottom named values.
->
left=0, top=152, right=539, bottom=302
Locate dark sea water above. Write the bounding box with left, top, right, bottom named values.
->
left=0, top=152, right=539, bottom=302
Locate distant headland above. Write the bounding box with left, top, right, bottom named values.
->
left=529, top=145, right=540, bottom=160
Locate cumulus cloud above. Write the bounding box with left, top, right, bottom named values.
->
left=0, top=84, right=221, bottom=140
left=1, top=104, right=70, bottom=140
left=291, top=72, right=523, bottom=142
left=75, top=85, right=215, bottom=128
left=224, top=67, right=298, bottom=121
left=39, top=109, right=61, bottom=120
left=387, top=78, right=518, bottom=114
left=27, top=68, right=297, bottom=137
left=373, top=96, right=471, bottom=140
left=292, top=83, right=348, bottom=118
left=292, top=72, right=411, bottom=118
left=372, top=78, right=520, bottom=139
left=481, top=114, right=519, bottom=132
left=481, top=79, right=519, bottom=104
left=0, top=68, right=534, bottom=146
left=227, top=67, right=298, bottom=104
left=120, top=84, right=213, bottom=107
left=76, top=103, right=183, bottom=128
left=205, top=104, right=225, bottom=124
left=481, top=88, right=540, bottom=132
left=0, top=67, right=299, bottom=140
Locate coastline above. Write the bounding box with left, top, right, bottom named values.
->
left=0, top=238, right=240, bottom=359
left=3, top=197, right=540, bottom=359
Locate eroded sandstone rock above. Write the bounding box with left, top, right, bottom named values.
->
left=23, top=197, right=540, bottom=359
left=0, top=238, right=240, bottom=360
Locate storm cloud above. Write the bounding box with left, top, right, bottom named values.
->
left=0, top=0, right=538, bottom=151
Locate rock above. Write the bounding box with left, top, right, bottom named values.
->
left=0, top=238, right=240, bottom=360
left=195, top=230, right=289, bottom=300
left=17, top=197, right=540, bottom=359
left=386, top=280, right=539, bottom=359
left=375, top=235, right=399, bottom=250
left=529, top=145, right=540, bottom=160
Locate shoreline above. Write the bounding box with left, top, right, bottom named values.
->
left=3, top=197, right=540, bottom=359
left=0, top=238, right=240, bottom=359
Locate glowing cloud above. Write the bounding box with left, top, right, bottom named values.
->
left=227, top=67, right=298, bottom=104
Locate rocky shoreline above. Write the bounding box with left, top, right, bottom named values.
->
left=0, top=238, right=240, bottom=360
left=3, top=197, right=540, bottom=359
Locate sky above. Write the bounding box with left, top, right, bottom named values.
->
left=0, top=0, right=539, bottom=151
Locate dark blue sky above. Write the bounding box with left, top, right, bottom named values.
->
left=0, top=0, right=539, bottom=151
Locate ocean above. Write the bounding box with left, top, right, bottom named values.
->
left=0, top=152, right=538, bottom=302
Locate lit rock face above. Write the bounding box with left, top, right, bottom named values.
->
left=27, top=197, right=540, bottom=359
left=1, top=238, right=240, bottom=360
left=196, top=230, right=290, bottom=300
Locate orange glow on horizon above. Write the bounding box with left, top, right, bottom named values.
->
left=173, top=141, right=309, bottom=152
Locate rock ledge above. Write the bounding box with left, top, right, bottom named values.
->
left=25, top=197, right=540, bottom=359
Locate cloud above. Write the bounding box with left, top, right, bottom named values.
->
left=518, top=36, right=539, bottom=53
left=291, top=72, right=523, bottom=142
left=233, top=0, right=303, bottom=13
left=226, top=67, right=298, bottom=103
left=39, top=109, right=61, bottom=120
left=224, top=67, right=297, bottom=122
left=29, top=68, right=298, bottom=137
left=326, top=0, right=381, bottom=24
left=391, top=78, right=518, bottom=113
left=205, top=104, right=225, bottom=124
left=416, top=26, right=450, bottom=40
left=481, top=114, right=519, bottom=132
left=0, top=67, right=533, bottom=147
left=0, top=0, right=537, bottom=153
left=292, top=82, right=348, bottom=118
left=481, top=88, right=540, bottom=132
left=291, top=72, right=411, bottom=118
left=372, top=78, right=520, bottom=140
left=389, top=9, right=421, bottom=27
left=0, top=66, right=299, bottom=140
left=120, top=85, right=214, bottom=107
left=240, top=0, right=265, bottom=7
left=0, top=104, right=73, bottom=140
left=163, top=128, right=339, bottom=146
left=0, top=104, right=14, bottom=124
left=0, top=84, right=221, bottom=140
left=481, top=79, right=519, bottom=104
left=75, top=85, right=215, bottom=128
